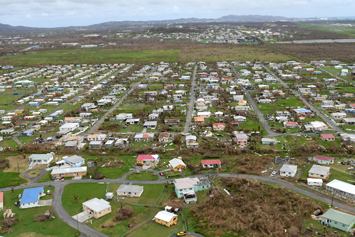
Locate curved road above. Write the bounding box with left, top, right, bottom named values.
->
left=2, top=172, right=355, bottom=237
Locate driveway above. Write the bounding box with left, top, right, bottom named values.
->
left=72, top=212, right=93, bottom=223
left=22, top=169, right=47, bottom=183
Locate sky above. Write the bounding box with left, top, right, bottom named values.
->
left=0, top=0, right=354, bottom=27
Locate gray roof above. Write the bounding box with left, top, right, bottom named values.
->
left=64, top=155, right=84, bottom=163
left=117, top=185, right=143, bottom=193
left=280, top=164, right=297, bottom=173
left=29, top=153, right=53, bottom=160
left=309, top=165, right=330, bottom=176
left=65, top=141, right=78, bottom=147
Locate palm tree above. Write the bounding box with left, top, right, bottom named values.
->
left=73, top=194, right=79, bottom=203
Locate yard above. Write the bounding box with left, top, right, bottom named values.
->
left=126, top=171, right=159, bottom=181
left=0, top=186, right=79, bottom=237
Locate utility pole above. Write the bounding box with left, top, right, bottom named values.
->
left=17, top=161, right=19, bottom=174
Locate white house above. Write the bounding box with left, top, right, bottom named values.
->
left=20, top=187, right=44, bottom=209
left=59, top=123, right=79, bottom=132
left=279, top=164, right=297, bottom=177
left=307, top=178, right=323, bottom=186
left=29, top=152, right=54, bottom=165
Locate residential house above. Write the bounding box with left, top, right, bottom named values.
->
left=310, top=121, right=328, bottom=131
left=115, top=113, right=133, bottom=121
left=143, top=121, right=157, bottom=129
left=262, top=138, right=277, bottom=145
left=280, top=164, right=297, bottom=177
left=194, top=117, right=204, bottom=124
left=20, top=187, right=44, bottom=209
left=164, top=119, right=180, bottom=125
left=82, top=198, right=111, bottom=219
left=197, top=112, right=211, bottom=118
left=235, top=106, right=251, bottom=111
left=201, top=159, right=221, bottom=169
left=186, top=135, right=198, bottom=148
left=63, top=155, right=85, bottom=167
left=320, top=134, right=335, bottom=141
left=212, top=123, right=226, bottom=131
left=116, top=185, right=144, bottom=197
left=234, top=132, right=248, bottom=146
left=158, top=133, right=171, bottom=143
left=307, top=178, right=323, bottom=186
left=51, top=166, right=87, bottom=179
left=59, top=123, right=79, bottom=132
left=343, top=118, right=355, bottom=125
left=326, top=179, right=355, bottom=199
left=284, top=122, right=298, bottom=128
left=174, top=177, right=211, bottom=204
left=65, top=140, right=78, bottom=150
left=308, top=165, right=331, bottom=179
left=64, top=117, right=82, bottom=123
left=29, top=152, right=54, bottom=165
left=136, top=155, right=159, bottom=166
left=87, top=134, right=107, bottom=141
left=115, top=138, right=129, bottom=148
left=0, top=192, right=3, bottom=210
left=313, top=155, right=334, bottom=165
left=134, top=133, right=154, bottom=142
left=234, top=116, right=246, bottom=123
left=153, top=211, right=178, bottom=227
left=331, top=112, right=346, bottom=120
left=322, top=209, right=355, bottom=232
left=169, top=158, right=186, bottom=172
left=89, top=141, right=102, bottom=148
left=23, top=129, right=35, bottom=136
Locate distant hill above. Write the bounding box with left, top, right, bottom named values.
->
left=0, top=15, right=290, bottom=32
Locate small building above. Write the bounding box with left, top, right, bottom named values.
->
left=0, top=192, right=3, bottom=210
left=313, top=155, right=334, bottom=165
left=174, top=177, right=210, bottom=204
left=153, top=211, right=178, bottom=227
left=326, top=179, right=355, bottom=199
left=262, top=137, right=277, bottom=145
left=343, top=117, right=355, bottom=125
left=63, top=155, right=85, bottom=167
left=136, top=155, right=159, bottom=166
left=201, top=159, right=221, bottom=169
left=51, top=166, right=87, bottom=178
left=89, top=141, right=102, bottom=148
left=169, top=158, right=186, bottom=172
left=320, top=134, right=335, bottom=141
left=284, top=122, right=298, bottom=128
left=116, top=184, right=144, bottom=197
left=23, top=129, right=35, bottom=136
left=280, top=164, right=297, bottom=177
left=322, top=208, right=355, bottom=232
left=82, top=198, right=111, bottom=219
left=212, top=123, right=226, bottom=131
left=29, top=152, right=54, bottom=165
left=143, top=121, right=158, bottom=129
left=134, top=133, right=154, bottom=142
left=164, top=119, right=180, bottom=125
left=158, top=133, right=171, bottom=143
left=20, top=187, right=44, bottom=209
left=308, top=165, right=331, bottom=179
left=307, top=178, right=323, bottom=186
left=194, top=117, right=204, bottom=124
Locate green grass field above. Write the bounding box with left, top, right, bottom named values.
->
left=0, top=187, right=79, bottom=237
left=0, top=170, right=27, bottom=188
left=126, top=171, right=159, bottom=181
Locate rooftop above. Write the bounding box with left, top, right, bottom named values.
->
left=20, top=187, right=43, bottom=204
left=83, top=198, right=111, bottom=213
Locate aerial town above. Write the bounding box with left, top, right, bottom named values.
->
left=1, top=7, right=355, bottom=237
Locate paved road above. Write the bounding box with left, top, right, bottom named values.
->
left=85, top=67, right=156, bottom=135
left=22, top=168, right=47, bottom=183
left=263, top=66, right=344, bottom=133
left=245, top=91, right=281, bottom=137
left=3, top=172, right=355, bottom=237
left=183, top=66, right=197, bottom=134
left=319, top=67, right=355, bottom=87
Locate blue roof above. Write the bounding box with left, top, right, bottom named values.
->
left=20, top=187, right=43, bottom=204
left=299, top=109, right=311, bottom=113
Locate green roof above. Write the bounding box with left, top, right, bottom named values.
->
left=323, top=209, right=355, bottom=226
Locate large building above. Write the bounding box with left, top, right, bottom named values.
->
left=322, top=209, right=355, bottom=232
left=116, top=185, right=144, bottom=197
left=51, top=167, right=87, bottom=179
left=174, top=177, right=210, bottom=204
left=29, top=152, right=54, bottom=165
left=326, top=179, right=355, bottom=199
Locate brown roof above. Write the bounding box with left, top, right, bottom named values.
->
left=194, top=117, right=204, bottom=122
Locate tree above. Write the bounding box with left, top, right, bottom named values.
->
left=73, top=194, right=79, bottom=203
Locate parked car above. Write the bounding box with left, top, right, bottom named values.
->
left=314, top=211, right=323, bottom=216
left=14, top=201, right=19, bottom=206
left=159, top=172, right=164, bottom=176
left=176, top=231, right=187, bottom=236
left=18, top=194, right=22, bottom=199
left=271, top=170, right=278, bottom=176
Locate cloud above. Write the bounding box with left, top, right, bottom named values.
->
left=173, top=5, right=180, bottom=13
left=41, top=13, right=49, bottom=17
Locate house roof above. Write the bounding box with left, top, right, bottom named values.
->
left=87, top=134, right=98, bottom=138
left=309, top=165, right=330, bottom=176
left=213, top=123, right=226, bottom=126
left=169, top=158, right=186, bottom=168
left=320, top=134, right=335, bottom=139
left=51, top=166, right=87, bottom=175
left=194, top=117, right=204, bottom=122
left=159, top=133, right=170, bottom=138
left=285, top=122, right=298, bottom=125
left=134, top=133, right=154, bottom=139
left=174, top=177, right=199, bottom=190
left=137, top=155, right=157, bottom=161
left=326, top=179, right=355, bottom=195
left=323, top=209, right=355, bottom=226
left=64, top=155, right=84, bottom=163
left=280, top=164, right=298, bottom=173
left=201, top=159, right=221, bottom=165
left=314, top=155, right=334, bottom=161
left=154, top=210, right=177, bottom=222
left=20, top=187, right=43, bottom=204
left=83, top=198, right=111, bottom=213
left=0, top=192, right=3, bottom=203
left=117, top=184, right=143, bottom=193
left=29, top=153, right=54, bottom=160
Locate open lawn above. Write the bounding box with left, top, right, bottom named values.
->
left=4, top=154, right=29, bottom=173
left=62, top=183, right=108, bottom=216
left=0, top=187, right=79, bottom=237
left=0, top=170, right=27, bottom=188
left=328, top=168, right=355, bottom=184
left=0, top=139, right=19, bottom=148
left=127, top=171, right=159, bottom=181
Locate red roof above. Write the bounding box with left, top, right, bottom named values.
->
left=350, top=104, right=355, bottom=108
left=285, top=122, right=298, bottom=125
left=202, top=159, right=222, bottom=165
left=320, top=134, right=335, bottom=139
left=0, top=192, right=3, bottom=203
left=231, top=122, right=239, bottom=124
left=314, top=155, right=334, bottom=161
left=137, top=155, right=156, bottom=161
left=213, top=123, right=226, bottom=126
left=142, top=134, right=153, bottom=138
